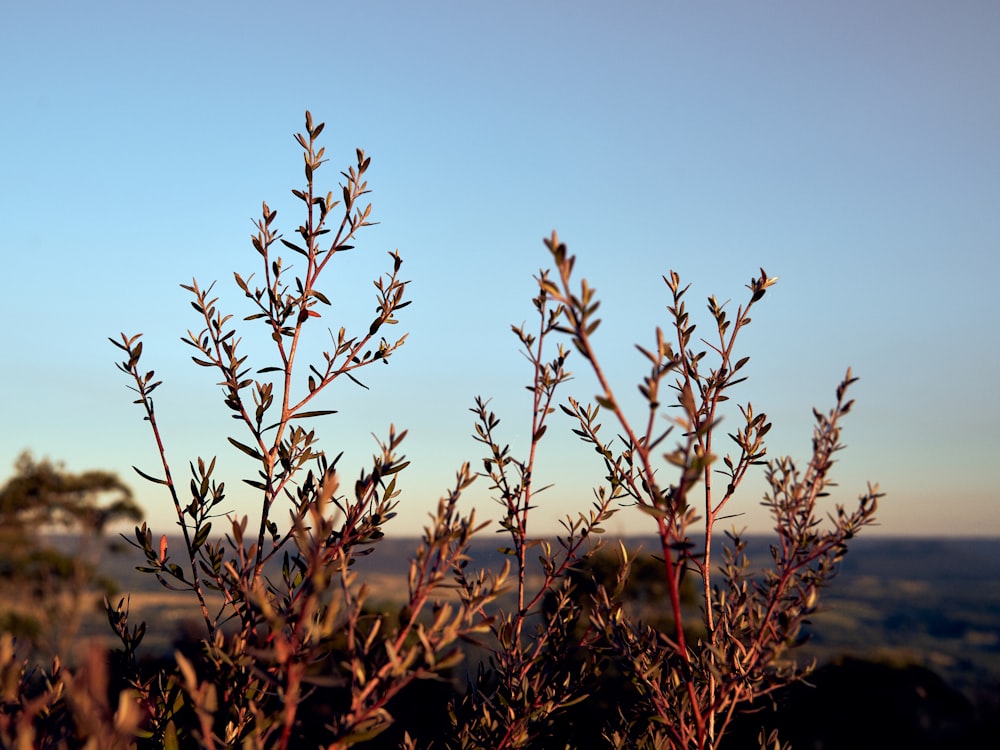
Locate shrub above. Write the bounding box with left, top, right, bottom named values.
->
left=0, top=111, right=880, bottom=749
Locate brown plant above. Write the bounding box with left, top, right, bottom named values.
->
left=1, top=112, right=879, bottom=750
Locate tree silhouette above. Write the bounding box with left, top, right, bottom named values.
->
left=0, top=451, right=142, bottom=648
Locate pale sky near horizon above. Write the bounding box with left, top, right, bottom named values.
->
left=2, top=1, right=997, bottom=539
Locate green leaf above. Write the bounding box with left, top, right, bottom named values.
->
left=381, top=460, right=410, bottom=476
left=294, top=409, right=338, bottom=419
left=594, top=395, right=615, bottom=410
left=228, top=437, right=263, bottom=461
left=193, top=523, right=212, bottom=552
left=133, top=466, right=168, bottom=485
left=678, top=381, right=697, bottom=416
left=163, top=721, right=179, bottom=750
left=280, top=239, right=308, bottom=256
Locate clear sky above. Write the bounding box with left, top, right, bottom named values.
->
left=2, top=1, right=997, bottom=538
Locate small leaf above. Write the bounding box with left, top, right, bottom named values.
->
left=133, top=466, right=168, bottom=485
left=381, top=460, right=410, bottom=476
left=228, top=437, right=263, bottom=460
left=679, top=381, right=697, bottom=416
left=193, top=523, right=212, bottom=552
left=594, top=395, right=615, bottom=410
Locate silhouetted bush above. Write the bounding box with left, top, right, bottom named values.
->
left=1, top=111, right=884, bottom=749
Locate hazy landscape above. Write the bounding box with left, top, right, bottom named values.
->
left=10, top=525, right=995, bottom=747
left=87, top=533, right=1000, bottom=702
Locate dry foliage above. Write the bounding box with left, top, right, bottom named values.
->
left=0, top=112, right=879, bottom=750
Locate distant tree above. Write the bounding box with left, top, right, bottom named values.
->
left=0, top=451, right=142, bottom=648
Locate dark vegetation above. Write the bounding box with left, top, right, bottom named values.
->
left=133, top=538, right=1000, bottom=747
left=8, top=533, right=996, bottom=748
left=723, top=656, right=995, bottom=750
left=3, top=110, right=991, bottom=748
left=0, top=452, right=141, bottom=650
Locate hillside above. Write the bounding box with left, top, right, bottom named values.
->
left=76, top=533, right=1000, bottom=701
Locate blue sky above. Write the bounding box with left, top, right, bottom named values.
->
left=2, top=1, right=997, bottom=538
